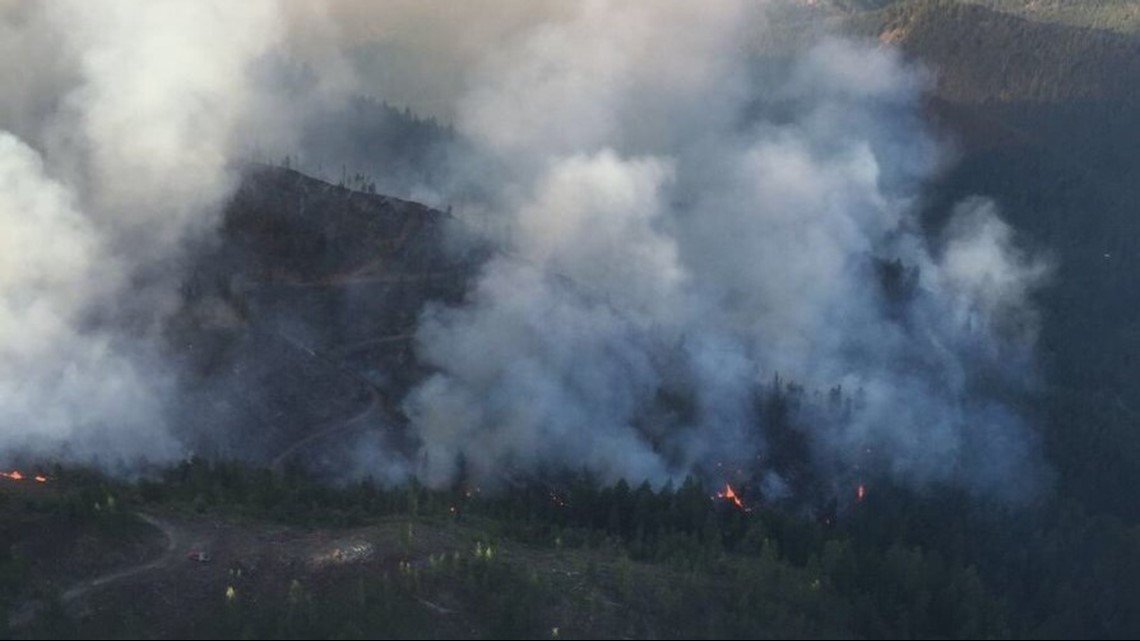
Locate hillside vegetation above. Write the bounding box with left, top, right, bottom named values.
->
left=847, top=0, right=1140, bottom=103
left=961, top=0, right=1140, bottom=34
left=833, top=0, right=1140, bottom=33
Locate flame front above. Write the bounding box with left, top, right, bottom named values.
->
left=0, top=470, right=48, bottom=483
left=716, top=483, right=745, bottom=509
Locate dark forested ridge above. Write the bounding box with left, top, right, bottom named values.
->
left=851, top=0, right=1140, bottom=104
left=888, top=4, right=1140, bottom=526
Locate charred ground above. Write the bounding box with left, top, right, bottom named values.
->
left=168, top=164, right=484, bottom=474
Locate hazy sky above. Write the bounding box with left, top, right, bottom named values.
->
left=278, top=1, right=577, bottom=118
left=280, top=0, right=784, bottom=120
left=0, top=0, right=779, bottom=121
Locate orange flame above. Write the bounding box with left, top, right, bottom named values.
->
left=856, top=483, right=866, bottom=502
left=0, top=470, right=48, bottom=483
left=716, top=483, right=745, bottom=509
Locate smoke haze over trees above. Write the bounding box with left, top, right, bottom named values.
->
left=0, top=1, right=1053, bottom=502
left=0, top=1, right=1139, bottom=639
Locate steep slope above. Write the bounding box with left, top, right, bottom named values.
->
left=835, top=0, right=1140, bottom=34
left=169, top=165, right=484, bottom=470
left=851, top=0, right=1140, bottom=104
left=841, top=2, right=1140, bottom=519
left=959, top=0, right=1140, bottom=34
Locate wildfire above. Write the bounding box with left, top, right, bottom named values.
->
left=716, top=483, right=746, bottom=510
left=856, top=483, right=866, bottom=502
left=0, top=470, right=48, bottom=483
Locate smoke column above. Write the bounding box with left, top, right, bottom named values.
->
left=403, top=1, right=1049, bottom=500
left=0, top=0, right=282, bottom=466
left=0, top=0, right=1049, bottom=498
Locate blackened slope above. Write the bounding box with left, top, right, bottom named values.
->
left=222, top=165, right=456, bottom=280
left=171, top=165, right=484, bottom=467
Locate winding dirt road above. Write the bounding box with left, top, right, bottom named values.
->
left=326, top=333, right=415, bottom=359
left=267, top=331, right=393, bottom=474
left=269, top=391, right=380, bottom=473
left=61, top=513, right=181, bottom=605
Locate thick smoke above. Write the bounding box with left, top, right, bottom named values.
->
left=0, top=0, right=282, bottom=465
left=403, top=2, right=1050, bottom=500
left=0, top=0, right=1048, bottom=499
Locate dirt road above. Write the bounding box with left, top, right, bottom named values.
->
left=61, top=514, right=181, bottom=605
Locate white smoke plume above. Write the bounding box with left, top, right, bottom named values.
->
left=0, top=0, right=283, bottom=466
left=403, top=1, right=1050, bottom=500
left=0, top=0, right=1049, bottom=499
